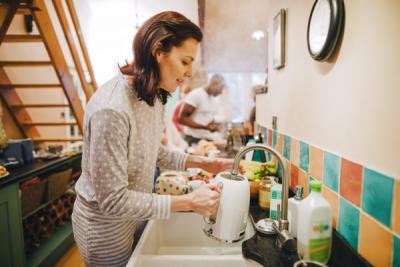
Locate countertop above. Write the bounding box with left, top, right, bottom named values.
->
left=0, top=153, right=82, bottom=188
left=242, top=200, right=372, bottom=267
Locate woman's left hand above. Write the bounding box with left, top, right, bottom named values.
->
left=201, top=157, right=234, bottom=175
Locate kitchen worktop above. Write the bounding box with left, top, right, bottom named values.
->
left=243, top=200, right=372, bottom=267
left=127, top=212, right=261, bottom=267
left=128, top=198, right=372, bottom=267
left=0, top=153, right=82, bottom=188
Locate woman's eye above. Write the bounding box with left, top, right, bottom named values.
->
left=182, top=61, right=189, bottom=66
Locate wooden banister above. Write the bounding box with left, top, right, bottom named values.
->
left=31, top=0, right=84, bottom=132
left=0, top=67, right=40, bottom=138
left=3, top=34, right=42, bottom=42
left=0, top=1, right=19, bottom=44
left=52, top=0, right=92, bottom=101
left=65, top=0, right=97, bottom=91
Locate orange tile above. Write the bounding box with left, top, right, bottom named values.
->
left=291, top=139, right=299, bottom=166
left=277, top=133, right=284, bottom=154
left=309, top=146, right=323, bottom=181
left=322, top=186, right=339, bottom=228
left=340, top=158, right=363, bottom=207
left=298, top=168, right=309, bottom=197
left=268, top=129, right=272, bottom=146
left=285, top=159, right=291, bottom=185
left=359, top=213, right=392, bottom=267
left=394, top=179, right=400, bottom=234
left=290, top=164, right=299, bottom=191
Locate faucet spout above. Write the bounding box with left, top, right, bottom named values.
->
left=232, top=143, right=292, bottom=248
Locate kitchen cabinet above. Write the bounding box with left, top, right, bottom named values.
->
left=0, top=183, right=25, bottom=267
left=0, top=154, right=81, bottom=267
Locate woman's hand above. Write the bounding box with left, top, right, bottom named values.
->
left=201, top=157, right=234, bottom=175
left=205, top=121, right=219, bottom=132
left=188, top=183, right=221, bottom=217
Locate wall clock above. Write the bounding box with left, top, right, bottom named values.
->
left=307, top=0, right=344, bottom=61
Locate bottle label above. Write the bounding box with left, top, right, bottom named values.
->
left=308, top=221, right=331, bottom=262
left=309, top=237, right=331, bottom=262
left=271, top=189, right=281, bottom=199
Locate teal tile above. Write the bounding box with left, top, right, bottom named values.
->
left=273, top=131, right=277, bottom=149
left=299, top=141, right=309, bottom=173
left=338, top=197, right=360, bottom=250
left=283, top=135, right=291, bottom=160
left=264, top=128, right=268, bottom=144
left=277, top=161, right=283, bottom=180
left=362, top=168, right=394, bottom=227
left=323, top=152, right=340, bottom=192
left=394, top=235, right=400, bottom=267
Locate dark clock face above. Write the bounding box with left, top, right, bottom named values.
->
left=307, top=0, right=345, bottom=61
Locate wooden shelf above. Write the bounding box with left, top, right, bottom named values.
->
left=26, top=222, right=74, bottom=267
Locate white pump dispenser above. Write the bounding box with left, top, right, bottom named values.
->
left=297, top=181, right=332, bottom=264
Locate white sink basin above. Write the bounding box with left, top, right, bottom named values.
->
left=127, top=212, right=262, bottom=267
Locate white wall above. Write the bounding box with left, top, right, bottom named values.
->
left=257, top=0, right=400, bottom=178
left=204, top=0, right=269, bottom=72
left=86, top=0, right=199, bottom=86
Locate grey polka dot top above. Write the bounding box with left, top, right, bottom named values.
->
left=75, top=72, right=187, bottom=221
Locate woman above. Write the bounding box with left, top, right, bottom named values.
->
left=72, top=11, right=232, bottom=267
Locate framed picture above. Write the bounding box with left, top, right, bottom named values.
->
left=273, top=9, right=286, bottom=69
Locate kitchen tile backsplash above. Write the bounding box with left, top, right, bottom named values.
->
left=359, top=213, right=392, bottom=267
left=340, top=158, right=363, bottom=207
left=393, top=235, right=400, bottom=267
left=394, top=180, right=400, bottom=235
left=362, top=167, right=394, bottom=228
left=323, top=151, right=340, bottom=192
left=258, top=126, right=399, bottom=267
left=299, top=141, right=310, bottom=173
left=338, top=197, right=360, bottom=250
left=309, top=146, right=323, bottom=181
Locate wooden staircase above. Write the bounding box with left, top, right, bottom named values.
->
left=0, top=0, right=97, bottom=146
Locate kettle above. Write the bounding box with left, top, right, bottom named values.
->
left=203, top=171, right=250, bottom=243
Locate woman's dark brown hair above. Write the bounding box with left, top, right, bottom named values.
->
left=120, top=11, right=203, bottom=106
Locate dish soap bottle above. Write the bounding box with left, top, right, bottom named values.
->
left=297, top=180, right=332, bottom=264
left=288, top=185, right=304, bottom=238
left=269, top=178, right=281, bottom=220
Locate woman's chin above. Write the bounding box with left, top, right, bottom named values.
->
left=165, top=86, right=178, bottom=93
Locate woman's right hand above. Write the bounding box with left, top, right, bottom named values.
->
left=188, top=183, right=221, bottom=217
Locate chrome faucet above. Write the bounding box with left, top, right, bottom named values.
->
left=231, top=143, right=296, bottom=252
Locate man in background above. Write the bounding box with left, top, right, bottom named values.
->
left=178, top=74, right=226, bottom=146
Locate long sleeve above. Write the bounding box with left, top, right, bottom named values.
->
left=157, top=145, right=188, bottom=171
left=88, top=109, right=171, bottom=220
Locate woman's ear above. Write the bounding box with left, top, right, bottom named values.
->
left=152, top=42, right=164, bottom=63
left=155, top=50, right=164, bottom=63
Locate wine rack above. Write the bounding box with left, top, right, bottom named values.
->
left=22, top=191, right=76, bottom=255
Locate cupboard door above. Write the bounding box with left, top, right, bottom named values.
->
left=0, top=184, right=25, bottom=267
